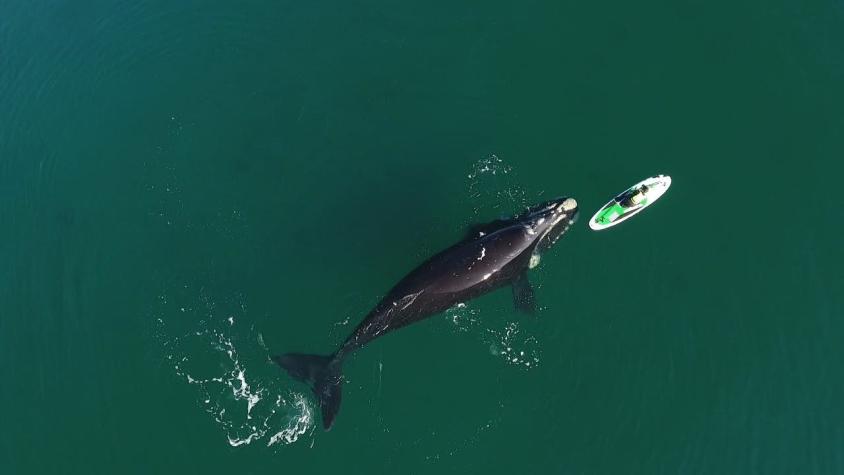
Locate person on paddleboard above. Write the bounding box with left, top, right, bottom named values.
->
left=589, top=175, right=671, bottom=231
left=595, top=184, right=649, bottom=226
left=619, top=184, right=649, bottom=207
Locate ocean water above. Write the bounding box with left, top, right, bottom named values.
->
left=2, top=1, right=843, bottom=473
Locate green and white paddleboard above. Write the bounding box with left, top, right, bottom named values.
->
left=589, top=175, right=672, bottom=231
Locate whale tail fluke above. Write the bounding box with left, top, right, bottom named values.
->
left=272, top=353, right=343, bottom=430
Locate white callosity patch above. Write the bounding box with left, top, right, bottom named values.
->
left=559, top=198, right=577, bottom=212
left=154, top=287, right=314, bottom=448
left=551, top=212, right=568, bottom=227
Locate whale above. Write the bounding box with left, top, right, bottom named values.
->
left=273, top=196, right=579, bottom=429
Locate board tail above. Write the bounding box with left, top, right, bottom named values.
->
left=272, top=353, right=343, bottom=430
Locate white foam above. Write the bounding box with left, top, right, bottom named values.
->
left=155, top=290, right=314, bottom=448
left=467, top=155, right=511, bottom=179
left=445, top=303, right=480, bottom=332
left=228, top=432, right=261, bottom=447
left=267, top=394, right=313, bottom=446
left=484, top=322, right=541, bottom=370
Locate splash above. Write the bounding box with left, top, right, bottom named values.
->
left=445, top=303, right=541, bottom=370
left=153, top=286, right=314, bottom=448
left=266, top=394, right=313, bottom=446
left=466, top=155, right=528, bottom=215
left=445, top=303, right=481, bottom=332
left=484, top=321, right=541, bottom=370
left=467, top=154, right=511, bottom=179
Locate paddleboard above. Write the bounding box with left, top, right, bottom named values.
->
left=588, top=175, right=672, bottom=231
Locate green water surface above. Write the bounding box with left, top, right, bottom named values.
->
left=2, top=1, right=843, bottom=473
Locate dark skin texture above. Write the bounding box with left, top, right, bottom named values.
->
left=275, top=196, right=579, bottom=429
left=335, top=197, right=578, bottom=359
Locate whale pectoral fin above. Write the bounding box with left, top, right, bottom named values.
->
left=511, top=272, right=536, bottom=315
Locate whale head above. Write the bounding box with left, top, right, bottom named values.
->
left=518, top=196, right=579, bottom=255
